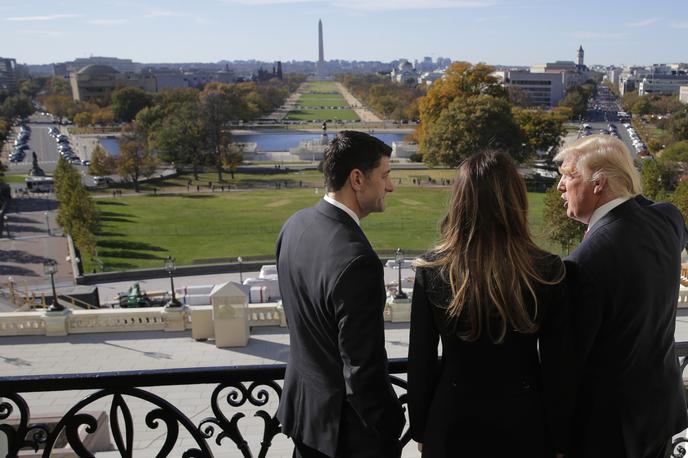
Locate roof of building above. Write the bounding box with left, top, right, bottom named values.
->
left=77, top=64, right=119, bottom=75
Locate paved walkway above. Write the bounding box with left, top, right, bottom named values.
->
left=335, top=82, right=383, bottom=122
left=0, top=195, right=73, bottom=301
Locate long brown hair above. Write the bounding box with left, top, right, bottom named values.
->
left=417, top=150, right=563, bottom=342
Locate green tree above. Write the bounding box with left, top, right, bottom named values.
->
left=199, top=84, right=241, bottom=182
left=417, top=62, right=524, bottom=166
left=152, top=93, right=209, bottom=180
left=88, top=145, right=116, bottom=176
left=221, top=144, right=244, bottom=180
left=670, top=179, right=688, bottom=223
left=73, top=112, right=93, bottom=127
left=54, top=157, right=99, bottom=257
left=421, top=94, right=524, bottom=167
left=640, top=159, right=666, bottom=200
left=558, top=87, right=588, bottom=120
left=631, top=97, right=652, bottom=116
left=111, top=86, right=153, bottom=122
left=1, top=95, right=34, bottom=119
left=41, top=94, right=75, bottom=120
left=513, top=108, right=565, bottom=157
left=542, top=185, right=585, bottom=254
left=670, top=107, right=688, bottom=141
left=116, top=122, right=158, bottom=192
left=660, top=141, right=688, bottom=164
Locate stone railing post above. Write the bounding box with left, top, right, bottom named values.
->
left=386, top=296, right=411, bottom=323
left=42, top=309, right=72, bottom=336
left=161, top=305, right=188, bottom=332
left=210, top=282, right=249, bottom=347
left=276, top=301, right=287, bottom=327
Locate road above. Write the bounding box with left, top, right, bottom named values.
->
left=578, top=84, right=639, bottom=159
left=5, top=114, right=90, bottom=177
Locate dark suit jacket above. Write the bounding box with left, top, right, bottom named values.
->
left=566, top=196, right=688, bottom=458
left=276, top=199, right=404, bottom=457
left=408, top=252, right=573, bottom=458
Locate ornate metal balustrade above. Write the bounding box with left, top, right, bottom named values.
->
left=0, top=359, right=411, bottom=457
left=3, top=345, right=688, bottom=457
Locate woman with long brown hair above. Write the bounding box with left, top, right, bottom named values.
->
left=408, top=150, right=571, bottom=457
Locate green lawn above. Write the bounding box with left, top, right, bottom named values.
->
left=87, top=186, right=559, bottom=272
left=297, top=94, right=350, bottom=107
left=286, top=81, right=359, bottom=121
left=285, top=109, right=359, bottom=121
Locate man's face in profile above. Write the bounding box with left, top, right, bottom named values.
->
left=357, top=156, right=394, bottom=218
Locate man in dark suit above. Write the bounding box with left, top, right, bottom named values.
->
left=276, top=131, right=405, bottom=458
left=556, top=135, right=687, bottom=458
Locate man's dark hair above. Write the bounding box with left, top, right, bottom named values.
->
left=321, top=131, right=392, bottom=191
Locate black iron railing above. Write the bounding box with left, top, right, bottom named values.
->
left=3, top=346, right=688, bottom=458
left=0, top=359, right=410, bottom=457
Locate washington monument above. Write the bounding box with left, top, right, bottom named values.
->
left=318, top=19, right=324, bottom=63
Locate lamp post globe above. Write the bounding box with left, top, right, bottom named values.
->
left=164, top=256, right=181, bottom=308
left=394, top=248, right=407, bottom=300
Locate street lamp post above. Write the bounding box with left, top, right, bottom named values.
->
left=3, top=215, right=10, bottom=239
left=44, top=259, right=63, bottom=311
left=44, top=211, right=50, bottom=235
left=394, top=248, right=408, bottom=300
left=165, top=256, right=181, bottom=308
left=237, top=256, right=243, bottom=284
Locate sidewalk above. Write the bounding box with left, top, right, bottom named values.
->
left=0, top=195, right=72, bottom=290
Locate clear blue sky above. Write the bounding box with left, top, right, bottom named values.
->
left=1, top=0, right=686, bottom=66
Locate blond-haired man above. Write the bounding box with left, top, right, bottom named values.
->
left=556, top=135, right=687, bottom=457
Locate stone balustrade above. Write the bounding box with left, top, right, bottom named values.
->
left=0, top=299, right=413, bottom=339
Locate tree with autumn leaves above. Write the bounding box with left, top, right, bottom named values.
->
left=417, top=62, right=565, bottom=167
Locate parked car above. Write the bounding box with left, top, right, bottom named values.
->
left=93, top=176, right=114, bottom=186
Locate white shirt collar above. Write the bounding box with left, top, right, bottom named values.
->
left=323, top=195, right=360, bottom=226
left=587, top=196, right=630, bottom=232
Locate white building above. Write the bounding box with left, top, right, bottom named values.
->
left=638, top=75, right=688, bottom=96
left=494, top=70, right=564, bottom=108
left=418, top=70, right=444, bottom=86
left=680, top=86, right=688, bottom=104
left=391, top=60, right=418, bottom=85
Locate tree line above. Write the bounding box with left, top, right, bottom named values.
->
left=81, top=75, right=305, bottom=187
left=337, top=73, right=426, bottom=121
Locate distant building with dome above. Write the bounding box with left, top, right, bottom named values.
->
left=390, top=59, right=419, bottom=85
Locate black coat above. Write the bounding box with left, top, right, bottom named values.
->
left=565, top=197, right=688, bottom=458
left=276, top=199, right=404, bottom=457
left=408, top=252, right=573, bottom=458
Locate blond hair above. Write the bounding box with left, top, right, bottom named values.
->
left=416, top=151, right=563, bottom=343
left=554, top=135, right=642, bottom=198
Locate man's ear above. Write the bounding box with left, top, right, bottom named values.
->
left=349, top=168, right=364, bottom=191
left=593, top=177, right=607, bottom=195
